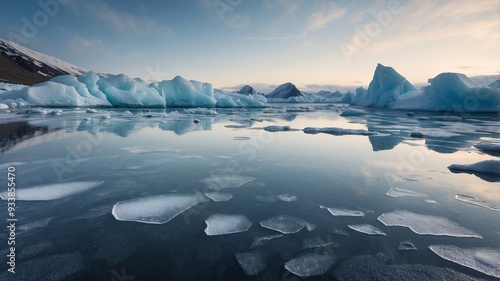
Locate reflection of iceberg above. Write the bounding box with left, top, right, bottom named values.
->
left=0, top=121, right=65, bottom=154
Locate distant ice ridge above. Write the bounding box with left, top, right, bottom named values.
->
left=0, top=72, right=268, bottom=108
left=351, top=63, right=499, bottom=112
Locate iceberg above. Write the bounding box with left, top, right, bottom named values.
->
left=448, top=160, right=500, bottom=175
left=347, top=224, right=386, bottom=236
left=377, top=210, right=481, bottom=238
left=429, top=245, right=500, bottom=278
left=111, top=193, right=209, bottom=224
left=284, top=253, right=336, bottom=277
left=0, top=72, right=268, bottom=108
left=260, top=215, right=316, bottom=234
left=235, top=252, right=267, bottom=276
left=0, top=181, right=103, bottom=201
left=351, top=63, right=418, bottom=107
left=204, top=214, right=252, bottom=235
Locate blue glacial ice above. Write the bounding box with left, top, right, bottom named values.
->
left=204, top=214, right=252, bottom=236
left=378, top=210, right=482, bottom=238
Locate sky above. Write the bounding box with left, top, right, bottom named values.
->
left=1, top=0, right=499, bottom=92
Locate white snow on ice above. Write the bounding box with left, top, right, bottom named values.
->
left=320, top=206, right=365, bottom=217
left=204, top=214, right=252, bottom=236
left=347, top=224, right=386, bottom=236
left=112, top=193, right=209, bottom=224
left=235, top=252, right=267, bottom=276
left=378, top=210, right=482, bottom=238
left=260, top=215, right=316, bottom=234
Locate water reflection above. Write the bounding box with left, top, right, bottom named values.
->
left=0, top=122, right=60, bottom=154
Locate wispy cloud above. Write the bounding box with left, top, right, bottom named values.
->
left=242, top=35, right=301, bottom=40
left=305, top=3, right=347, bottom=34
left=80, top=0, right=173, bottom=36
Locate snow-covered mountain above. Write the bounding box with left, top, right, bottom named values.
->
left=267, top=82, right=303, bottom=99
left=0, top=38, right=86, bottom=85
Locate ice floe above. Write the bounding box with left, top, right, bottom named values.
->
left=340, top=108, right=366, bottom=116
left=448, top=160, right=500, bottom=175
left=386, top=187, right=427, bottom=198
left=378, top=210, right=481, bottom=238
left=20, top=241, right=53, bottom=259
left=204, top=192, right=233, bottom=202
left=263, top=125, right=297, bottom=132
left=204, top=214, right=252, bottom=236
left=320, top=206, right=365, bottom=217
left=201, top=175, right=255, bottom=190
left=18, top=217, right=53, bottom=232
left=121, top=146, right=180, bottom=154
left=429, top=245, right=500, bottom=278
left=277, top=194, right=297, bottom=202
left=235, top=252, right=267, bottom=276
left=112, top=193, right=209, bottom=224
left=347, top=224, right=386, bottom=236
left=250, top=234, right=284, bottom=249
left=455, top=194, right=500, bottom=212
left=0, top=181, right=103, bottom=201
left=260, top=215, right=316, bottom=234
left=398, top=241, right=417, bottom=251
left=302, top=238, right=339, bottom=250
left=284, top=253, right=336, bottom=277
left=303, top=127, right=376, bottom=136
left=474, top=142, right=500, bottom=153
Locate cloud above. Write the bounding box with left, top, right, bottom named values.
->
left=305, top=3, right=347, bottom=33
left=71, top=36, right=106, bottom=53
left=80, top=0, right=173, bottom=36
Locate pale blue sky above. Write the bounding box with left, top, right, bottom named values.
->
left=2, top=0, right=499, bottom=92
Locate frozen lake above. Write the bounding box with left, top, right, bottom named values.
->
left=0, top=104, right=499, bottom=280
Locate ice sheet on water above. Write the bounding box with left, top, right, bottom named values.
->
left=455, top=194, right=500, bottom=212
left=250, top=234, right=284, bottom=249
left=0, top=252, right=82, bottom=281
left=235, top=252, right=267, bottom=276
left=277, top=194, right=297, bottom=202
left=320, top=206, right=365, bottom=217
left=121, top=146, right=180, bottom=154
left=0, top=161, right=26, bottom=169
left=448, top=160, right=500, bottom=175
left=0, top=181, right=103, bottom=201
left=386, top=188, right=427, bottom=198
left=303, top=127, right=376, bottom=136
left=201, top=175, right=255, bottom=190
left=260, top=215, right=316, bottom=234
left=378, top=210, right=481, bottom=238
left=340, top=108, right=365, bottom=116
left=348, top=224, right=386, bottom=236
left=74, top=205, right=112, bottom=220
left=204, top=214, right=252, bottom=236
left=205, top=192, right=233, bottom=202
left=398, top=241, right=417, bottom=251
left=429, top=245, right=500, bottom=278
left=284, top=253, right=336, bottom=277
left=112, top=193, right=209, bottom=224
left=18, top=217, right=53, bottom=232
left=475, top=142, right=500, bottom=153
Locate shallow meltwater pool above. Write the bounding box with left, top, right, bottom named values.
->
left=0, top=104, right=499, bottom=281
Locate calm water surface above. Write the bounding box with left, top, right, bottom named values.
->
left=0, top=104, right=499, bottom=280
